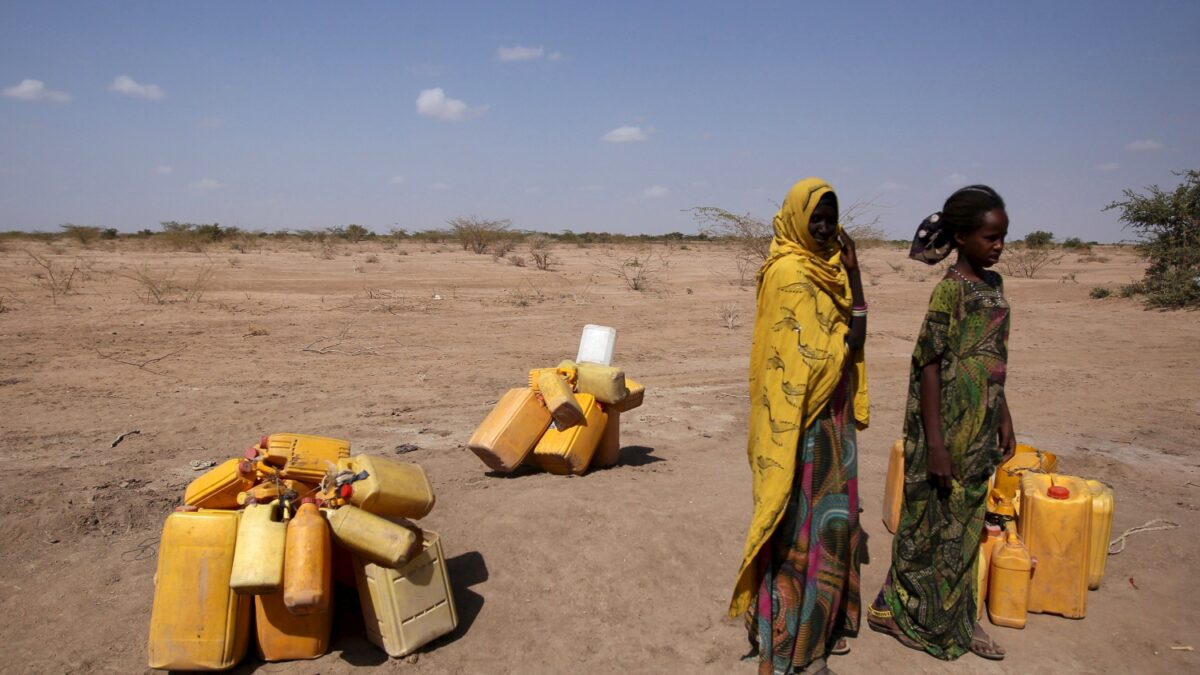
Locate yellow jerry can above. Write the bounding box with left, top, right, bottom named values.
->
left=183, top=459, right=258, bottom=510
left=531, top=393, right=607, bottom=475
left=468, top=387, right=552, bottom=472
left=1020, top=474, right=1092, bottom=618
left=987, top=522, right=1033, bottom=629
left=337, top=454, right=435, bottom=519
left=228, top=501, right=286, bottom=594
left=261, top=433, right=350, bottom=483
left=1084, top=479, right=1115, bottom=590
left=325, top=505, right=423, bottom=568
left=254, top=591, right=331, bottom=662
left=354, top=531, right=458, bottom=658
left=610, top=377, right=645, bottom=413
left=881, top=439, right=904, bottom=533
left=147, top=510, right=250, bottom=670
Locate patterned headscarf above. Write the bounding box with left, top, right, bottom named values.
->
left=910, top=186, right=1002, bottom=264
left=908, top=212, right=954, bottom=264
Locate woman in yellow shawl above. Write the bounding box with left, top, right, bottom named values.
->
left=730, top=178, right=869, bottom=675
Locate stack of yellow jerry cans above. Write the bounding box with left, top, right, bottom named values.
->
left=467, top=325, right=644, bottom=475
left=147, top=433, right=458, bottom=671
left=882, top=442, right=1116, bottom=631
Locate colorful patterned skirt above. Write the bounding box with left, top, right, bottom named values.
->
left=750, top=369, right=864, bottom=674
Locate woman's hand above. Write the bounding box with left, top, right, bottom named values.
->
left=927, top=444, right=957, bottom=492
left=998, top=405, right=1017, bottom=464
left=838, top=230, right=858, bottom=272
left=993, top=415, right=1012, bottom=461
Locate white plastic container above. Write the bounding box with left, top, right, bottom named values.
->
left=576, top=324, right=616, bottom=366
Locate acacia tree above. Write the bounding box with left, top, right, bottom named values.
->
left=1105, top=169, right=1200, bottom=309
left=448, top=216, right=511, bottom=254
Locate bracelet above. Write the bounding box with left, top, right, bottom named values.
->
left=851, top=310, right=868, bottom=318
left=851, top=303, right=868, bottom=311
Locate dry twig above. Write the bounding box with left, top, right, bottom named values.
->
left=95, top=345, right=187, bottom=374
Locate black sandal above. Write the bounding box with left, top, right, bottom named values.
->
left=968, top=626, right=1006, bottom=661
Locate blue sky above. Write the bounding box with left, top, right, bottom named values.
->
left=2, top=1, right=1197, bottom=241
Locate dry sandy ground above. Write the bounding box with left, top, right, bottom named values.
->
left=0, top=237, right=1197, bottom=675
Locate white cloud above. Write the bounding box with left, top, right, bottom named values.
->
left=496, top=45, right=545, bottom=62
left=643, top=185, right=669, bottom=199
left=603, top=125, right=650, bottom=143
left=108, top=75, right=166, bottom=100
left=1125, top=139, right=1164, bottom=152
left=429, top=182, right=450, bottom=191
left=943, top=173, right=968, bottom=186
left=880, top=181, right=903, bottom=192
left=189, top=178, right=225, bottom=192
left=197, top=117, right=224, bottom=129
left=1096, top=162, right=1120, bottom=172
left=2, top=79, right=70, bottom=103
left=155, top=165, right=174, bottom=175
left=416, top=88, right=487, bottom=121
left=547, top=51, right=563, bottom=61
left=389, top=175, right=406, bottom=185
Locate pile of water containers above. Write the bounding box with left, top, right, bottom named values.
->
left=147, top=433, right=454, bottom=670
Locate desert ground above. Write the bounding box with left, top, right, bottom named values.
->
left=0, top=235, right=1196, bottom=675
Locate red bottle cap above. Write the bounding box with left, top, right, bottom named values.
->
left=338, top=483, right=353, bottom=499
left=260, top=435, right=270, bottom=449
left=238, top=460, right=255, bottom=475
left=243, top=446, right=260, bottom=460
left=1047, top=485, right=1070, bottom=499
left=301, top=497, right=317, bottom=505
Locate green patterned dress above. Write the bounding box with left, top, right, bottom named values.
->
left=874, top=271, right=1010, bottom=659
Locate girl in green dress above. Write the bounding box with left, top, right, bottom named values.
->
left=868, top=185, right=1017, bottom=661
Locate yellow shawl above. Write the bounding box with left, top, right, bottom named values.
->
left=728, top=177, right=870, bottom=618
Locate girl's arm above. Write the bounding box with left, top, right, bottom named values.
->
left=839, top=231, right=866, bottom=352
left=921, top=359, right=955, bottom=490
left=998, top=393, right=1016, bottom=464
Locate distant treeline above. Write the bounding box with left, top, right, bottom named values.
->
left=0, top=221, right=731, bottom=246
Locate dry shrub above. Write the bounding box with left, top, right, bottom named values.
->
left=244, top=324, right=270, bottom=337
left=364, top=254, right=380, bottom=264
left=603, top=248, right=670, bottom=291
left=26, top=251, right=81, bottom=304
left=718, top=302, right=740, bottom=329
left=124, top=263, right=215, bottom=305
left=60, top=224, right=102, bottom=246
left=999, top=246, right=1063, bottom=278
left=507, top=254, right=526, bottom=267
left=844, top=224, right=888, bottom=248
left=503, top=279, right=545, bottom=307
left=688, top=206, right=770, bottom=286
left=528, top=235, right=555, bottom=270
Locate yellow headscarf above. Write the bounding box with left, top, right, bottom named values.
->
left=728, top=177, right=870, bottom=618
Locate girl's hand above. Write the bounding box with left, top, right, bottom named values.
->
left=927, top=444, right=957, bottom=492
left=838, top=230, right=858, bottom=271
left=998, top=417, right=1017, bottom=464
